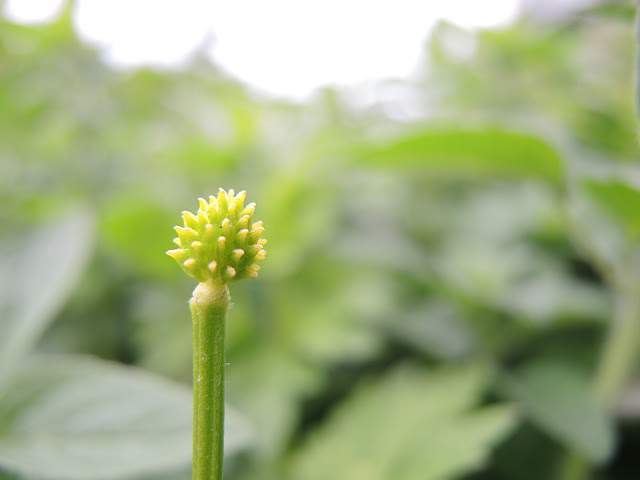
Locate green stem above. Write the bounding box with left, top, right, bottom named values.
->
left=558, top=287, right=640, bottom=480
left=593, top=288, right=640, bottom=406
left=192, top=297, right=199, bottom=478
left=190, top=280, right=230, bottom=480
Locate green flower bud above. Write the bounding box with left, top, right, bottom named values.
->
left=167, top=188, right=267, bottom=284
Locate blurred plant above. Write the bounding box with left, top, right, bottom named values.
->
left=167, top=188, right=266, bottom=480
left=2, top=2, right=640, bottom=480
left=558, top=4, right=640, bottom=479
left=418, top=6, right=640, bottom=480
left=0, top=212, right=196, bottom=479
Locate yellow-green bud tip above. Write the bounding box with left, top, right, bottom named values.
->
left=167, top=189, right=266, bottom=284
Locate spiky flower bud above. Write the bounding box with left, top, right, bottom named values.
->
left=167, top=188, right=267, bottom=284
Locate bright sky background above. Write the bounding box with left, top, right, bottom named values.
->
left=4, top=0, right=521, bottom=100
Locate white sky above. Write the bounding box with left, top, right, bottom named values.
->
left=3, top=0, right=520, bottom=100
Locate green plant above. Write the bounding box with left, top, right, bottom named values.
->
left=0, top=212, right=197, bottom=479
left=3, top=4, right=640, bottom=479
left=167, top=188, right=266, bottom=480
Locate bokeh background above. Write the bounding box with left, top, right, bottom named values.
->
left=1, top=1, right=640, bottom=479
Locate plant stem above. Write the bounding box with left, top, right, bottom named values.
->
left=558, top=286, right=640, bottom=480
left=593, top=288, right=640, bottom=406
left=190, top=280, right=230, bottom=480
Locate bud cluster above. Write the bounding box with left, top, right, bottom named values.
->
left=167, top=188, right=266, bottom=283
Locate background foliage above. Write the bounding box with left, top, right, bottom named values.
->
left=1, top=1, right=640, bottom=479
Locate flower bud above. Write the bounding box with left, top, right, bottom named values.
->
left=167, top=188, right=266, bottom=283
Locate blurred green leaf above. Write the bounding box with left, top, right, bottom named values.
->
left=388, top=302, right=474, bottom=360
left=227, top=347, right=319, bottom=458
left=435, top=233, right=609, bottom=325
left=584, top=179, right=640, bottom=243
left=500, top=359, right=614, bottom=464
left=498, top=268, right=610, bottom=325
left=354, top=128, right=563, bottom=184
left=289, top=365, right=516, bottom=480
left=0, top=356, right=253, bottom=480
left=102, top=195, right=178, bottom=278
left=0, top=211, right=94, bottom=391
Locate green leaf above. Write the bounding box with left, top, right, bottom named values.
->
left=387, top=302, right=474, bottom=360
left=353, top=128, right=563, bottom=184
left=0, top=211, right=94, bottom=391
left=500, top=359, right=614, bottom=464
left=584, top=179, right=640, bottom=243
left=226, top=347, right=320, bottom=457
left=289, top=365, right=516, bottom=480
left=0, top=356, right=254, bottom=479
left=498, top=268, right=610, bottom=325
